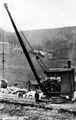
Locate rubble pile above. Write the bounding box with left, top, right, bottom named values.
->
left=0, top=86, right=27, bottom=96
left=0, top=86, right=45, bottom=99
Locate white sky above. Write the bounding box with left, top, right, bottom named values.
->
left=0, top=0, right=76, bottom=31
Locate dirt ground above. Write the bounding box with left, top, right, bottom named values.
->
left=0, top=93, right=76, bottom=120
left=0, top=101, right=76, bottom=120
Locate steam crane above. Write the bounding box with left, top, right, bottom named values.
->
left=4, top=3, right=47, bottom=94
left=4, top=3, right=75, bottom=99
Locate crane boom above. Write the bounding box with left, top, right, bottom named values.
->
left=4, top=3, right=44, bottom=91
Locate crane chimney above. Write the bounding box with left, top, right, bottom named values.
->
left=68, top=60, right=71, bottom=68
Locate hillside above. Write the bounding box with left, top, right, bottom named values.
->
left=0, top=26, right=76, bottom=88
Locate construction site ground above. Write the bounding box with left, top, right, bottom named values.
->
left=0, top=94, right=76, bottom=120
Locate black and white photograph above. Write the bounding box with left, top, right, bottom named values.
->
left=0, top=0, right=76, bottom=119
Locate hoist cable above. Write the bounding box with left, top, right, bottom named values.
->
left=20, top=31, right=49, bottom=71
left=20, top=31, right=49, bottom=70
left=14, top=22, right=49, bottom=71
left=10, top=15, right=49, bottom=72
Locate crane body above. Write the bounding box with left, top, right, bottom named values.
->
left=4, top=3, right=75, bottom=99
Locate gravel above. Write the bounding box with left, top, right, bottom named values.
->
left=0, top=102, right=75, bottom=120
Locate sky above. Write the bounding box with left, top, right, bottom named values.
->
left=0, top=0, right=76, bottom=31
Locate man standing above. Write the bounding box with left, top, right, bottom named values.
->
left=35, top=90, right=39, bottom=103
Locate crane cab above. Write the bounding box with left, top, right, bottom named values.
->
left=43, top=61, right=75, bottom=98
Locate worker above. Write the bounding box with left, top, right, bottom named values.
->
left=35, top=90, right=39, bottom=103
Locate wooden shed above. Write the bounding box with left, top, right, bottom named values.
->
left=26, top=80, right=39, bottom=91
left=44, top=67, right=75, bottom=97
